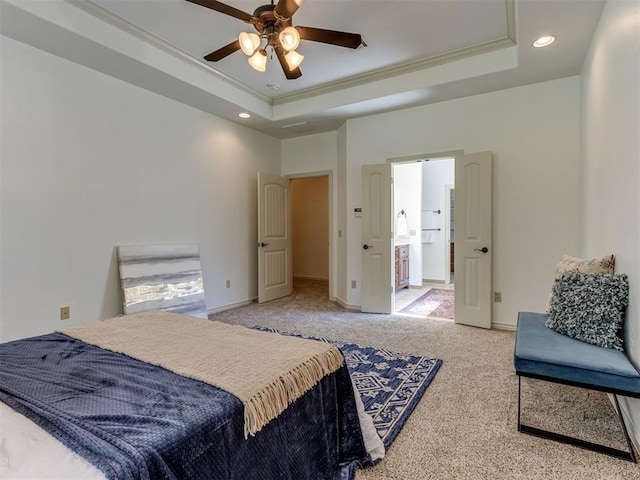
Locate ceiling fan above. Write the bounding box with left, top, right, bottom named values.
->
left=186, top=0, right=363, bottom=79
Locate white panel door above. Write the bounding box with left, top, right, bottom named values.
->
left=258, top=173, right=292, bottom=303
left=454, top=152, right=492, bottom=328
left=361, top=164, right=393, bottom=313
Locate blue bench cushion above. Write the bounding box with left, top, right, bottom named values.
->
left=514, top=312, right=640, bottom=395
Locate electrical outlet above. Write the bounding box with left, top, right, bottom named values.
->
left=225, top=280, right=231, bottom=288
left=60, top=306, right=70, bottom=320
left=494, top=292, right=502, bottom=303
left=351, top=280, right=357, bottom=289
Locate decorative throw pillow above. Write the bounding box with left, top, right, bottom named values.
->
left=546, top=254, right=615, bottom=311
left=546, top=271, right=628, bottom=351
left=554, top=254, right=615, bottom=277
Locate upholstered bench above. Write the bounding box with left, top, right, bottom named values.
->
left=514, top=311, right=640, bottom=462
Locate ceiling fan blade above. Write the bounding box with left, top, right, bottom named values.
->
left=274, top=0, right=303, bottom=20
left=296, top=26, right=362, bottom=49
left=204, top=40, right=240, bottom=62
left=275, top=48, right=302, bottom=80
left=186, top=0, right=253, bottom=23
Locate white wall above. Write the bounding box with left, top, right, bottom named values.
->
left=282, top=131, right=339, bottom=297
left=277, top=78, right=581, bottom=326
left=580, top=0, right=640, bottom=449
left=0, top=37, right=281, bottom=341
left=393, top=162, right=422, bottom=286
left=342, top=77, right=582, bottom=327
left=421, top=159, right=455, bottom=282
left=282, top=131, right=337, bottom=175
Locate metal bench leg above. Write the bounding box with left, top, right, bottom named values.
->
left=613, top=394, right=637, bottom=463
left=516, top=375, right=637, bottom=463
left=517, top=375, right=522, bottom=431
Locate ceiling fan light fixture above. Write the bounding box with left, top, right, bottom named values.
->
left=248, top=49, right=268, bottom=72
left=279, top=26, right=300, bottom=51
left=193, top=0, right=363, bottom=80
left=239, top=32, right=261, bottom=56
left=285, top=50, right=304, bottom=70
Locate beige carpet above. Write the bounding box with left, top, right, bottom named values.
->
left=210, top=278, right=639, bottom=479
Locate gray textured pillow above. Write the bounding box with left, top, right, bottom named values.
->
left=546, top=271, right=629, bottom=351
left=546, top=254, right=615, bottom=311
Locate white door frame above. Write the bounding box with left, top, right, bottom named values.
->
left=286, top=170, right=334, bottom=300
left=354, top=149, right=492, bottom=327
left=387, top=151, right=460, bottom=290
left=444, top=183, right=454, bottom=285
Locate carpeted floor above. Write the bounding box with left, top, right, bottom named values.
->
left=209, top=278, right=639, bottom=479
left=400, top=288, right=455, bottom=319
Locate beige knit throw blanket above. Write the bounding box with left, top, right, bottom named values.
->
left=61, top=311, right=344, bottom=438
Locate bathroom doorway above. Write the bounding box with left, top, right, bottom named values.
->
left=393, top=158, right=455, bottom=318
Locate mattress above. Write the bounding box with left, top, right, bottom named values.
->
left=0, top=313, right=382, bottom=479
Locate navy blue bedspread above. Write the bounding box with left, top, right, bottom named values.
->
left=0, top=333, right=368, bottom=480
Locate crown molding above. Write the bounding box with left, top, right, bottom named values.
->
left=65, top=0, right=271, bottom=103
left=66, top=0, right=516, bottom=110
left=505, top=0, right=517, bottom=44
left=273, top=37, right=515, bottom=106
left=274, top=0, right=516, bottom=105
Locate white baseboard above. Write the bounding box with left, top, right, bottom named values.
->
left=330, top=296, right=361, bottom=311
left=207, top=297, right=257, bottom=315
left=491, top=322, right=516, bottom=331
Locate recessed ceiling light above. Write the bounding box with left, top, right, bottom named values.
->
left=533, top=35, right=555, bottom=48
left=238, top=112, right=251, bottom=119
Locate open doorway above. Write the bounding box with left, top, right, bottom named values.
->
left=393, top=158, right=455, bottom=319
left=290, top=176, right=330, bottom=298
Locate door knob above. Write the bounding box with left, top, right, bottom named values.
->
left=259, top=242, right=270, bottom=247
left=474, top=247, right=489, bottom=253
left=363, top=244, right=373, bottom=250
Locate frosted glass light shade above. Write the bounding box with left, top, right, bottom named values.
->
left=285, top=50, right=304, bottom=69
left=248, top=50, right=267, bottom=72
left=279, top=26, right=300, bottom=52
left=239, top=32, right=260, bottom=56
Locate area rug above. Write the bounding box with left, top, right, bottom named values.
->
left=255, top=327, right=442, bottom=449
left=399, top=288, right=454, bottom=319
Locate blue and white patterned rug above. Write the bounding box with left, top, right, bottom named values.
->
left=255, top=327, right=443, bottom=449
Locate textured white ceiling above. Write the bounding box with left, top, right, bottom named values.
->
left=0, top=0, right=606, bottom=138
left=91, top=0, right=509, bottom=97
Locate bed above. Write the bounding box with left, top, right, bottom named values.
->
left=0, top=311, right=382, bottom=479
